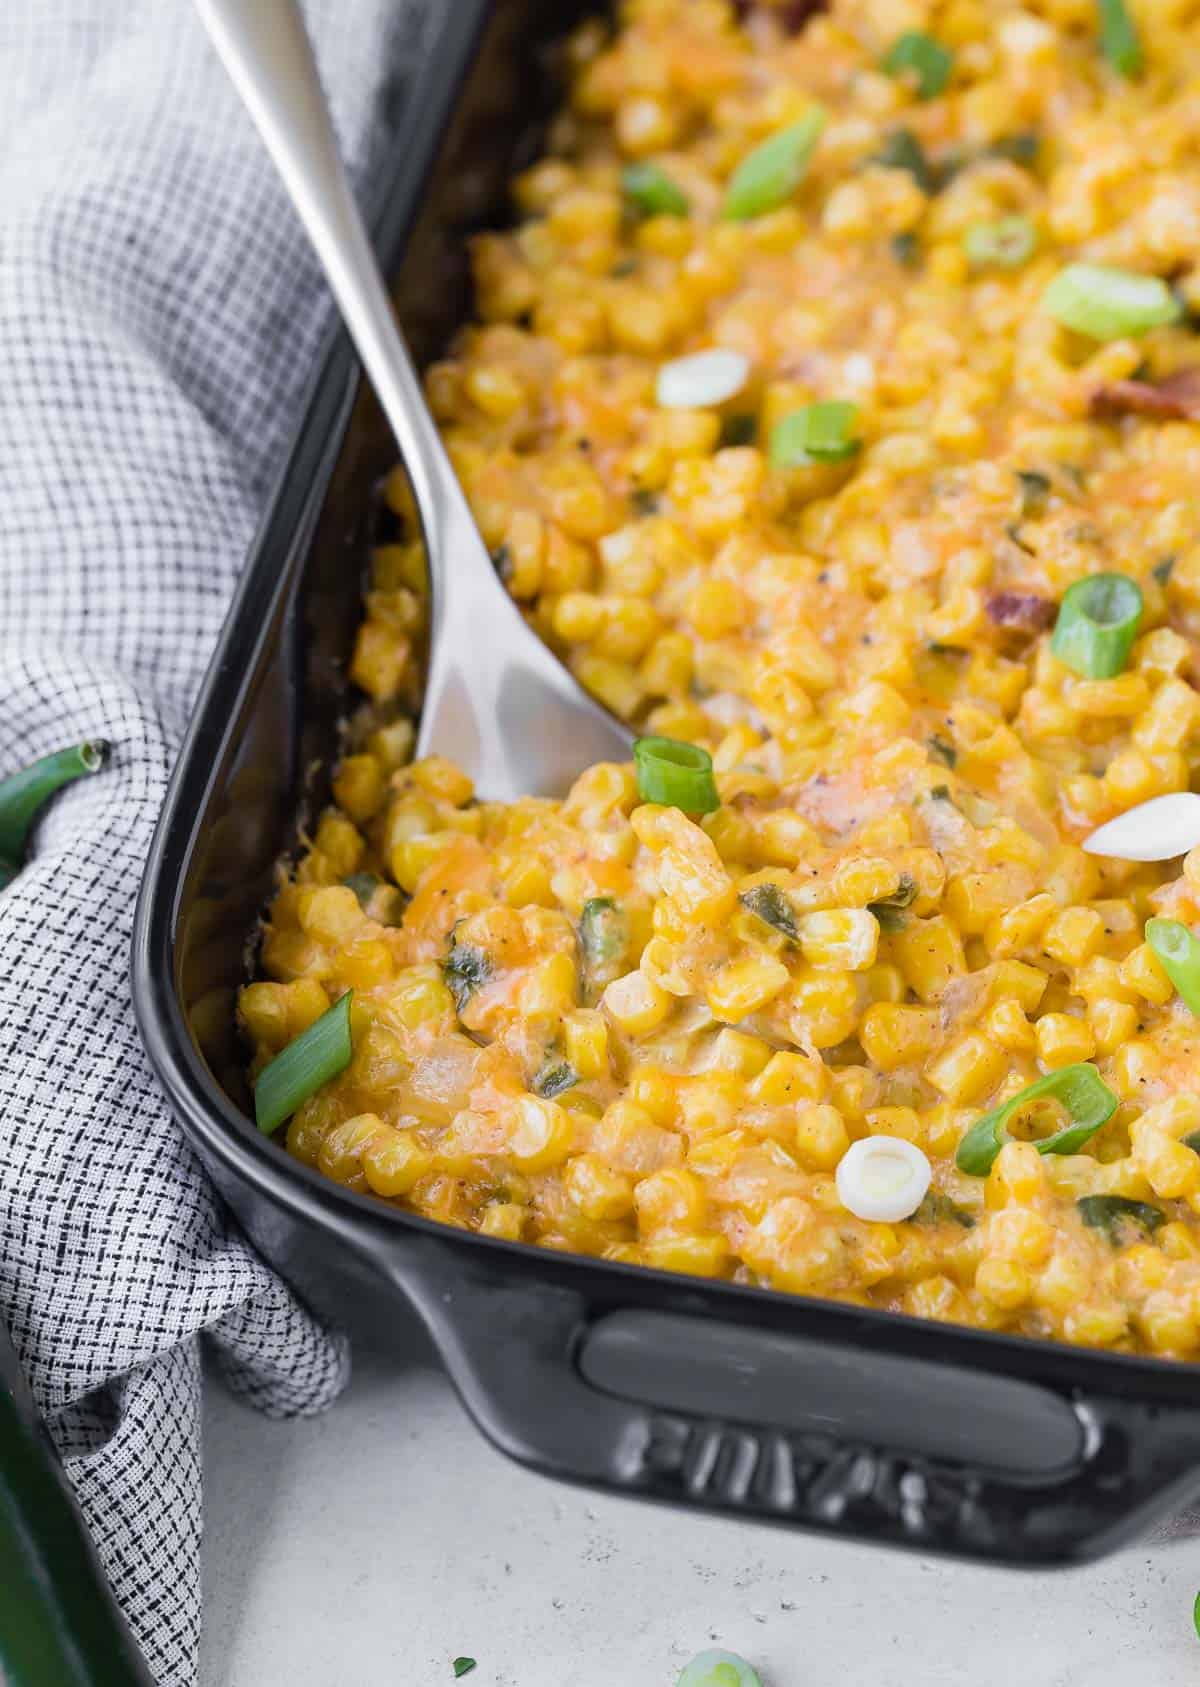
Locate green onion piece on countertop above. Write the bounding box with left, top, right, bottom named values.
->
left=955, top=1062, right=1119, bottom=1176
left=883, top=31, right=954, bottom=98
left=0, top=739, right=110, bottom=888
left=1051, top=572, right=1143, bottom=678
left=633, top=736, right=719, bottom=815
left=964, top=215, right=1037, bottom=270
left=254, top=991, right=354, bottom=1136
left=723, top=109, right=826, bottom=219
left=1043, top=263, right=1181, bottom=340
left=1146, top=918, right=1200, bottom=1014
left=770, top=400, right=861, bottom=468
left=622, top=162, right=689, bottom=217
left=1098, top=0, right=1142, bottom=77
left=677, top=1651, right=764, bottom=1687
left=452, top=1660, right=476, bottom=1680
left=1077, top=1194, right=1165, bottom=1245
left=1193, top=1591, right=1200, bottom=1641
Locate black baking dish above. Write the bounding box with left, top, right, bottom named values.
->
left=132, top=0, right=1200, bottom=1565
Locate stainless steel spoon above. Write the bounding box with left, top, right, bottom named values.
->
left=196, top=0, right=632, bottom=799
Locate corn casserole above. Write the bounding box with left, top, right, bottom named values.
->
left=238, top=0, right=1200, bottom=1360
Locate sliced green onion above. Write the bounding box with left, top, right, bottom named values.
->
left=622, top=162, right=689, bottom=218
left=964, top=215, right=1037, bottom=270
left=0, top=740, right=110, bottom=884
left=1193, top=1591, right=1200, bottom=1642
left=1077, top=1193, right=1164, bottom=1246
left=253, top=991, right=354, bottom=1136
left=1043, top=263, right=1182, bottom=340
left=633, top=736, right=719, bottom=815
left=677, top=1651, right=763, bottom=1687
left=955, top=1063, right=1118, bottom=1176
left=868, top=871, right=917, bottom=933
left=769, top=400, right=861, bottom=468
left=1145, top=917, right=1200, bottom=1014
left=452, top=1661, right=477, bottom=1680
left=723, top=108, right=826, bottom=220
left=1051, top=572, right=1143, bottom=678
left=883, top=31, right=954, bottom=99
left=1098, top=0, right=1142, bottom=77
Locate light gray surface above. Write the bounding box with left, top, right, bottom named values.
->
left=200, top=1305, right=1200, bottom=1687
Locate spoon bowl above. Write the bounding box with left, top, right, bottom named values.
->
left=196, top=0, right=633, bottom=799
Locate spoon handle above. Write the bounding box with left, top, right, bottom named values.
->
left=197, top=0, right=634, bottom=796
left=195, top=0, right=446, bottom=525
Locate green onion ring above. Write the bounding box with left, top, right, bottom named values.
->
left=955, top=1062, right=1119, bottom=1176
left=1051, top=573, right=1143, bottom=679
left=633, top=736, right=719, bottom=815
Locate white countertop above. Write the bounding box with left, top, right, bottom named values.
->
left=200, top=1301, right=1200, bottom=1687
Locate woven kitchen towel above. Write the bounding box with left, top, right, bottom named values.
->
left=0, top=2, right=429, bottom=1682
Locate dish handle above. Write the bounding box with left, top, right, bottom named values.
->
left=391, top=1238, right=1200, bottom=1565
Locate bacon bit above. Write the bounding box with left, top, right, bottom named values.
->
left=985, top=591, right=1057, bottom=633
left=732, top=0, right=827, bottom=29
left=1090, top=368, right=1200, bottom=421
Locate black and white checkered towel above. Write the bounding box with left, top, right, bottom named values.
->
left=0, top=4, right=427, bottom=1682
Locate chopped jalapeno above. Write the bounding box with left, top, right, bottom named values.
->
left=533, top=1059, right=579, bottom=1100
left=719, top=413, right=758, bottom=448
left=875, top=127, right=935, bottom=193
left=739, top=883, right=800, bottom=941
left=1016, top=469, right=1051, bottom=515
left=443, top=939, right=493, bottom=1014
left=913, top=1191, right=977, bottom=1228
left=1077, top=1194, right=1164, bottom=1246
